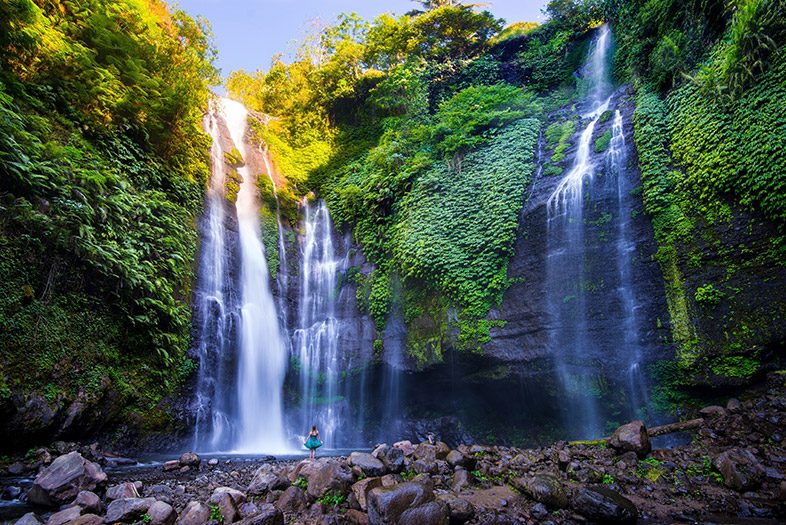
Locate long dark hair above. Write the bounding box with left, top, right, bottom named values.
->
left=311, top=425, right=317, bottom=432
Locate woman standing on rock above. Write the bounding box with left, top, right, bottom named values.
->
left=305, top=425, right=322, bottom=459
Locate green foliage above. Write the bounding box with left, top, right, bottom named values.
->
left=318, top=491, right=347, bottom=507
left=594, top=129, right=612, bottom=153
left=710, top=355, right=759, bottom=379
left=142, top=514, right=151, bottom=525
left=601, top=473, right=616, bottom=484
left=209, top=505, right=223, bottom=524
left=694, top=284, right=724, bottom=307
left=294, top=476, right=308, bottom=490
left=546, top=119, right=576, bottom=163
left=401, top=469, right=416, bottom=481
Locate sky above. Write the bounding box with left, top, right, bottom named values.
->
left=173, top=0, right=549, bottom=79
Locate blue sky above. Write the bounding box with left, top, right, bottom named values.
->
left=173, top=1, right=549, bottom=79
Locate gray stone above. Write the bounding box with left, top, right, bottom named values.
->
left=75, top=491, right=102, bottom=514
left=392, top=441, right=415, bottom=457
left=349, top=452, right=386, bottom=477
left=237, top=502, right=261, bottom=520
left=15, top=514, right=43, bottom=525
left=727, top=398, right=742, bottom=411
left=304, top=460, right=353, bottom=499
left=413, top=444, right=438, bottom=463
left=351, top=477, right=382, bottom=511
left=514, top=474, right=568, bottom=509
left=452, top=468, right=471, bottom=493
left=175, top=501, right=209, bottom=525
left=147, top=501, right=176, bottom=525
left=208, top=459, right=219, bottom=466
left=434, top=442, right=450, bottom=460
left=571, top=486, right=637, bottom=524
left=104, top=497, right=156, bottom=523
left=609, top=420, right=651, bottom=458
left=162, top=461, right=180, bottom=472
left=398, top=501, right=449, bottom=525
left=46, top=505, right=81, bottom=525
left=8, top=462, right=26, bottom=475
left=378, top=447, right=404, bottom=473
left=379, top=475, right=400, bottom=488
left=65, top=514, right=104, bottom=525
left=238, top=504, right=282, bottom=525
left=439, top=495, right=474, bottom=523
left=178, top=453, right=200, bottom=468
left=713, top=448, right=765, bottom=491
left=248, top=469, right=289, bottom=496
left=106, top=482, right=139, bottom=501
left=27, top=452, right=107, bottom=507
left=699, top=405, right=726, bottom=418
left=274, top=486, right=307, bottom=514
left=531, top=502, right=549, bottom=519
left=445, top=450, right=465, bottom=468
left=209, top=491, right=240, bottom=524
left=367, top=478, right=448, bottom=525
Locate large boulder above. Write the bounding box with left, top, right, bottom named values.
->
left=26, top=452, right=107, bottom=507
left=274, top=487, right=307, bottom=515
left=175, top=501, right=210, bottom=525
left=45, top=505, right=81, bottom=525
left=67, top=515, right=104, bottom=525
left=178, top=453, right=200, bottom=468
left=367, top=479, right=448, bottom=525
left=392, top=441, right=415, bottom=457
left=413, top=444, right=438, bottom=463
left=208, top=488, right=243, bottom=524
left=74, top=491, right=102, bottom=514
left=713, top=448, right=765, bottom=491
left=379, top=447, right=405, bottom=473
left=349, top=452, right=386, bottom=477
left=438, top=495, right=474, bottom=524
left=106, top=482, right=140, bottom=501
left=15, top=513, right=43, bottom=525
left=512, top=474, right=568, bottom=509
left=571, top=486, right=637, bottom=524
left=247, top=469, right=289, bottom=496
left=104, top=497, right=156, bottom=523
left=238, top=505, right=283, bottom=525
left=304, top=460, right=353, bottom=499
left=609, top=421, right=651, bottom=458
left=147, top=501, right=177, bottom=525
left=351, top=478, right=382, bottom=512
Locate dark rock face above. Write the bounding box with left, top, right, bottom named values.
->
left=26, top=452, right=107, bottom=507
left=571, top=486, right=637, bottom=524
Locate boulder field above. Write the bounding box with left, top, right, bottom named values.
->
left=2, top=375, right=786, bottom=524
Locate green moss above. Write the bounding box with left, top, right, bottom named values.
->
left=594, top=129, right=612, bottom=153
left=694, top=284, right=724, bottom=308
left=599, top=110, right=613, bottom=123
left=710, top=356, right=759, bottom=379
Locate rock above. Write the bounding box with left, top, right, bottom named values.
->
left=179, top=453, right=200, bottom=468
left=145, top=485, right=173, bottom=504
left=163, top=461, right=180, bottom=472
left=45, top=505, right=81, bottom=525
left=15, top=513, right=43, bottom=525
left=439, top=495, right=474, bottom=523
left=106, top=482, right=140, bottom=501
left=379, top=475, right=400, bottom=488
left=371, top=444, right=388, bottom=459
left=4, top=486, right=22, bottom=499
left=238, top=504, right=283, bottom=525
left=393, top=441, right=415, bottom=457
left=304, top=460, right=353, bottom=499
left=727, top=398, right=742, bottom=411
left=104, top=497, right=156, bottom=523
left=367, top=479, right=448, bottom=525
left=8, top=462, right=26, bottom=475
left=713, top=448, right=765, bottom=491
left=36, top=449, right=53, bottom=465
left=344, top=509, right=369, bottom=525
left=452, top=468, right=471, bottom=493
left=378, top=447, right=404, bottom=473
left=67, top=514, right=104, bottom=525
left=26, top=452, right=107, bottom=507
left=349, top=452, right=386, bottom=477
left=531, top=502, right=549, bottom=520
left=237, top=502, right=260, bottom=520
left=412, top=459, right=437, bottom=475
left=434, top=442, right=450, bottom=460
left=208, top=488, right=246, bottom=524
left=445, top=450, right=466, bottom=468
left=175, top=501, right=210, bottom=525
left=700, top=405, right=726, bottom=418
left=351, top=478, right=382, bottom=511
left=208, top=459, right=219, bottom=466
left=147, top=501, right=176, bottom=525
left=75, top=491, right=102, bottom=514
left=513, top=474, right=568, bottom=509
left=609, top=420, right=651, bottom=458
left=210, top=487, right=247, bottom=506
left=413, top=444, right=438, bottom=463
left=274, top=486, right=307, bottom=514
left=571, top=486, right=637, bottom=524
left=557, top=450, right=571, bottom=470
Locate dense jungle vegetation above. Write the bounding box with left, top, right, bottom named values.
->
left=0, top=0, right=784, bottom=444
left=0, top=0, right=216, bottom=440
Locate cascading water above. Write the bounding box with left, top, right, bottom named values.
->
left=293, top=199, right=347, bottom=448
left=544, top=25, right=650, bottom=438
left=194, top=98, right=290, bottom=453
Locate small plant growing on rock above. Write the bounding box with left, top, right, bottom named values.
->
left=294, top=476, right=308, bottom=490
left=209, top=504, right=223, bottom=525
left=142, top=514, right=152, bottom=524
left=694, top=284, right=724, bottom=307
left=319, top=491, right=347, bottom=507
left=401, top=469, right=416, bottom=481
left=602, top=473, right=616, bottom=485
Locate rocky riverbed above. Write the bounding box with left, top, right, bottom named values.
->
left=2, top=373, right=786, bottom=525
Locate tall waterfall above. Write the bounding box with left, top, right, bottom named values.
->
left=293, top=199, right=347, bottom=448
left=544, top=25, right=649, bottom=438
left=194, top=98, right=290, bottom=453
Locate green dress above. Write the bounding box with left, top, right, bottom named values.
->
left=305, top=434, right=322, bottom=450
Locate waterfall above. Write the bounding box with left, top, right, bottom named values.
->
left=192, top=102, right=234, bottom=451
left=544, top=24, right=649, bottom=439
left=194, top=98, right=290, bottom=453
left=293, top=199, right=348, bottom=448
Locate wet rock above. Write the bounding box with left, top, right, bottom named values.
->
left=393, top=441, right=415, bottom=457
left=8, top=462, right=26, bottom=475
left=36, top=449, right=53, bottom=465
left=66, top=514, right=103, bottom=525
left=175, top=501, right=210, bottom=525
left=531, top=502, right=549, bottom=520
left=571, top=486, right=637, bottom=524
left=238, top=502, right=261, bottom=520
left=727, top=398, right=742, bottom=411
left=344, top=509, right=369, bottom=525
left=75, top=490, right=102, bottom=514
left=371, top=444, right=388, bottom=458
left=557, top=450, right=571, bottom=470
left=104, top=497, right=156, bottom=523
left=106, top=482, right=140, bottom=501
left=274, top=486, right=307, bottom=514
left=513, top=474, right=568, bottom=509
left=238, top=504, right=282, bottom=525
left=163, top=461, right=180, bottom=472
left=378, top=447, right=404, bottom=473
left=367, top=478, right=448, bottom=525
left=452, top=468, right=471, bottom=493
left=609, top=421, right=651, bottom=458
left=26, top=452, right=107, bottom=507
left=147, top=501, right=177, bottom=525
left=179, top=453, right=201, bottom=468
left=247, top=469, right=289, bottom=496
left=45, top=505, right=81, bottom=525
left=713, top=448, right=765, bottom=491
left=379, top=475, right=400, bottom=488
left=434, top=442, right=450, bottom=460
left=209, top=489, right=241, bottom=524
left=446, top=450, right=466, bottom=468
left=208, top=459, right=219, bottom=467
left=145, top=485, right=173, bottom=504
left=439, top=494, right=474, bottom=523
left=349, top=452, right=386, bottom=477
left=15, top=513, right=43, bottom=525
left=412, top=459, right=437, bottom=475
left=351, top=477, right=382, bottom=511
left=700, top=405, right=726, bottom=418
left=413, top=444, right=438, bottom=463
